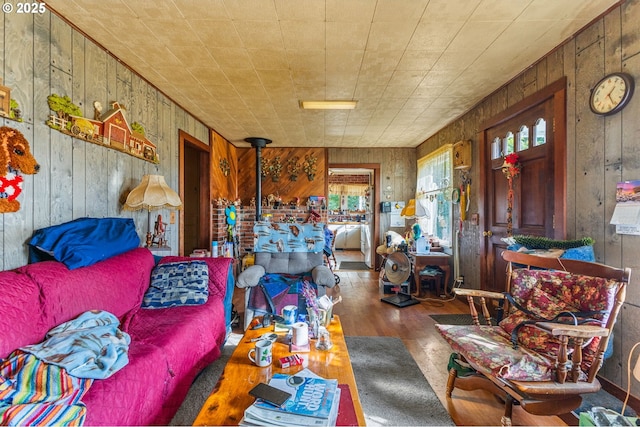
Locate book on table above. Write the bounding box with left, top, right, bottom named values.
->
left=241, top=369, right=340, bottom=427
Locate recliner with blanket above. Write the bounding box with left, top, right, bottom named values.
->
left=236, top=221, right=336, bottom=329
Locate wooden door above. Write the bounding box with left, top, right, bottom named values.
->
left=479, top=79, right=567, bottom=292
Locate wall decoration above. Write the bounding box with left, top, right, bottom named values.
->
left=0, top=80, right=23, bottom=122
left=260, top=157, right=270, bottom=180
left=0, top=126, right=40, bottom=213
left=287, top=156, right=300, bottom=181
left=219, top=157, right=230, bottom=176
left=0, top=81, right=11, bottom=118
left=610, top=180, right=640, bottom=235
left=46, top=95, right=159, bottom=164
left=303, top=154, right=317, bottom=181
left=502, top=153, right=521, bottom=236
left=269, top=156, right=283, bottom=182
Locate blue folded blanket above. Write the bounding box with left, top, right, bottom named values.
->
left=29, top=217, right=140, bottom=269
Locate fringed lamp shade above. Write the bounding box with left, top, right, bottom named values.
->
left=123, top=175, right=182, bottom=211
left=123, top=175, right=182, bottom=248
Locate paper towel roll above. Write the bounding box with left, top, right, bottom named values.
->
left=292, top=322, right=309, bottom=346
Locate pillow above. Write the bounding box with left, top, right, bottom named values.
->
left=142, top=261, right=209, bottom=309
left=499, top=286, right=586, bottom=358
left=28, top=217, right=140, bottom=269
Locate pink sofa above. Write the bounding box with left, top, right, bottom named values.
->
left=0, top=247, right=233, bottom=426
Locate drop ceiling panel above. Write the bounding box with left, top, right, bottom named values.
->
left=44, top=0, right=620, bottom=148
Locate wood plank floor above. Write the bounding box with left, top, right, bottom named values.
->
left=232, top=250, right=567, bottom=426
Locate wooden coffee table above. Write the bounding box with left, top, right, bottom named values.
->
left=192, top=315, right=365, bottom=426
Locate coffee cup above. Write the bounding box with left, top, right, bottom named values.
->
left=248, top=339, right=272, bottom=367
left=281, top=305, right=297, bottom=325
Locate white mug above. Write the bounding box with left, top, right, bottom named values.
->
left=281, top=305, right=297, bottom=324
left=248, top=339, right=272, bottom=367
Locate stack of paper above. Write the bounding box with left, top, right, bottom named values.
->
left=241, top=369, right=340, bottom=427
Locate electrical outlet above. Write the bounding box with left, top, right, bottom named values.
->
left=170, top=211, right=176, bottom=224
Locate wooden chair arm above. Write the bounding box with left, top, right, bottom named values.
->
left=535, top=322, right=609, bottom=339
left=454, top=288, right=506, bottom=300
left=534, top=322, right=609, bottom=384
left=454, top=289, right=506, bottom=326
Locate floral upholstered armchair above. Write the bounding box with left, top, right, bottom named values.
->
left=237, top=221, right=336, bottom=330
left=436, top=250, right=631, bottom=426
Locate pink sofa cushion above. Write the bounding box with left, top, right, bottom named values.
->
left=0, top=271, right=49, bottom=359
left=82, top=342, right=170, bottom=426
left=19, top=248, right=155, bottom=327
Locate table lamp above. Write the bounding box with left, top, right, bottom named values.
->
left=123, top=174, right=182, bottom=247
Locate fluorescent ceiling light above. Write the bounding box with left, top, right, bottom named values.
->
left=300, top=100, right=357, bottom=110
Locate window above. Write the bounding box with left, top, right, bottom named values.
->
left=416, top=145, right=453, bottom=246
left=328, top=184, right=369, bottom=212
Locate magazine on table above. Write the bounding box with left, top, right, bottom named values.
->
left=241, top=368, right=340, bottom=427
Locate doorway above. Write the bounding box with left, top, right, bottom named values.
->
left=327, top=164, right=380, bottom=270
left=179, top=130, right=210, bottom=256
left=479, top=78, right=567, bottom=292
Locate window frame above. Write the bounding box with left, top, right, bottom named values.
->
left=416, top=144, right=453, bottom=247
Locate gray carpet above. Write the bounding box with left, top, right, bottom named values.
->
left=339, top=261, right=370, bottom=270
left=430, top=313, right=474, bottom=325
left=430, top=313, right=497, bottom=326
left=345, top=336, right=454, bottom=426
left=170, top=335, right=453, bottom=426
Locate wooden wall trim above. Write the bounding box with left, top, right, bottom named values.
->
left=481, top=77, right=567, bottom=129
left=328, top=163, right=381, bottom=270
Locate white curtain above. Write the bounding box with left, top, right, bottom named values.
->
left=329, top=184, right=368, bottom=196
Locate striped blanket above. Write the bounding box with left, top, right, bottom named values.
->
left=0, top=351, right=92, bottom=426
left=0, top=310, right=130, bottom=426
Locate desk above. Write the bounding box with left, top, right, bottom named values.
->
left=409, top=252, right=451, bottom=297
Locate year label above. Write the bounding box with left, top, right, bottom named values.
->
left=2, top=2, right=46, bottom=14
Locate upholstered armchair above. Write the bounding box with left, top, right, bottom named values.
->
left=237, top=222, right=336, bottom=330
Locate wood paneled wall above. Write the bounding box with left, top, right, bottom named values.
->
left=211, top=131, right=237, bottom=200
left=0, top=10, right=209, bottom=269
left=415, top=0, right=640, bottom=394
left=236, top=147, right=326, bottom=206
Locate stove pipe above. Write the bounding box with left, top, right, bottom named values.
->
left=245, top=137, right=272, bottom=221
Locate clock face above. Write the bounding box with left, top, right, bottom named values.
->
left=590, top=73, right=634, bottom=116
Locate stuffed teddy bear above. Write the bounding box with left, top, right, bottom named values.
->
left=0, top=126, right=40, bottom=213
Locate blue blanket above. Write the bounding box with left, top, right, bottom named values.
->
left=29, top=217, right=140, bottom=269
left=248, top=273, right=316, bottom=319
left=21, top=310, right=130, bottom=380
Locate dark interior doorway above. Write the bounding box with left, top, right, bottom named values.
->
left=179, top=130, right=210, bottom=256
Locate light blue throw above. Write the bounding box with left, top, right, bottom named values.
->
left=21, top=310, right=130, bottom=380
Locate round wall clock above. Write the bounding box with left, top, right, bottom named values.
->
left=589, top=72, right=634, bottom=116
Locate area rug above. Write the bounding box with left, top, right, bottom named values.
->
left=430, top=313, right=496, bottom=326
left=170, top=335, right=453, bottom=426
left=345, top=336, right=454, bottom=426
left=574, top=388, right=637, bottom=418
left=339, top=261, right=370, bottom=270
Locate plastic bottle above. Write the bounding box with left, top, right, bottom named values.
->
left=211, top=241, right=218, bottom=257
